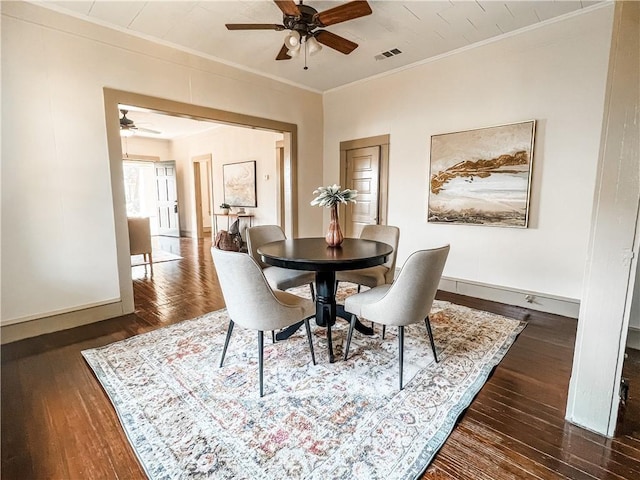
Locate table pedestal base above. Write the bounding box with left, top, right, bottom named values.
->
left=276, top=270, right=373, bottom=363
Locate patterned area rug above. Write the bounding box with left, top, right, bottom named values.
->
left=82, top=285, right=526, bottom=479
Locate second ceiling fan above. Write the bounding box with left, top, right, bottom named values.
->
left=225, top=0, right=372, bottom=62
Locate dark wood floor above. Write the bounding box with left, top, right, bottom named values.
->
left=2, top=236, right=639, bottom=479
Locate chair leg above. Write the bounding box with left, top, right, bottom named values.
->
left=424, top=316, right=439, bottom=363
left=343, top=314, right=357, bottom=361
left=357, top=284, right=362, bottom=293
left=398, top=326, right=405, bottom=390
left=219, top=320, right=235, bottom=368
left=258, top=330, right=264, bottom=398
left=272, top=331, right=276, bottom=343
left=309, top=283, right=316, bottom=301
left=382, top=324, right=386, bottom=340
left=304, top=318, right=316, bottom=365
left=326, top=318, right=334, bottom=363
left=148, top=252, right=153, bottom=276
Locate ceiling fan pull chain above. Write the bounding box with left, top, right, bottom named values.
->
left=304, top=37, right=308, bottom=70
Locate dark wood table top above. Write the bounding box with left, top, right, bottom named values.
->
left=258, top=237, right=393, bottom=272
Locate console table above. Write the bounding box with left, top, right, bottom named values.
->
left=212, top=213, right=254, bottom=236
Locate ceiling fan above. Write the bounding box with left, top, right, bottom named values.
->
left=225, top=0, right=372, bottom=62
left=119, top=109, right=162, bottom=135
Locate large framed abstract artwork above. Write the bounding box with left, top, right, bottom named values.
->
left=428, top=120, right=536, bottom=227
left=223, top=161, right=257, bottom=208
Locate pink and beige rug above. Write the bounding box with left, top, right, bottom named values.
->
left=82, top=287, right=525, bottom=479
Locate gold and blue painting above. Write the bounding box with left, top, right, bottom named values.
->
left=428, top=120, right=536, bottom=227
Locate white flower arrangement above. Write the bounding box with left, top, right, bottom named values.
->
left=310, top=184, right=358, bottom=208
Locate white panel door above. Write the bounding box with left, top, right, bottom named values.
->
left=344, top=146, right=380, bottom=238
left=155, top=161, right=179, bottom=237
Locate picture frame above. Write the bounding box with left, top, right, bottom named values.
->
left=223, top=161, right=257, bottom=208
left=428, top=120, right=536, bottom=228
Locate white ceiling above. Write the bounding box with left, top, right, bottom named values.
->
left=47, top=0, right=602, bottom=93
left=119, top=105, right=221, bottom=139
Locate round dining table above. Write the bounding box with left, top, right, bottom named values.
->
left=258, top=237, right=393, bottom=363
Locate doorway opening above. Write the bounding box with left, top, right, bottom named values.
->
left=123, top=159, right=180, bottom=238
left=104, top=88, right=299, bottom=315
left=193, top=154, right=213, bottom=239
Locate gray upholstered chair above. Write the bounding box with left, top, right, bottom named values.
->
left=343, top=245, right=450, bottom=390
left=246, top=225, right=315, bottom=299
left=336, top=224, right=400, bottom=292
left=211, top=247, right=316, bottom=397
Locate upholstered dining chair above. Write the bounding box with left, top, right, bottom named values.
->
left=127, top=217, right=153, bottom=274
left=211, top=247, right=316, bottom=397
left=342, top=245, right=450, bottom=390
left=246, top=225, right=316, bottom=300
left=335, top=224, right=400, bottom=292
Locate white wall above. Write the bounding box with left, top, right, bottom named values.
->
left=323, top=6, right=614, bottom=302
left=1, top=1, right=323, bottom=326
left=170, top=126, right=283, bottom=236
left=122, top=136, right=171, bottom=161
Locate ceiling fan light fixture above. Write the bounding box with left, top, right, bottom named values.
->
left=287, top=45, right=301, bottom=58
left=284, top=30, right=301, bottom=49
left=307, top=36, right=322, bottom=56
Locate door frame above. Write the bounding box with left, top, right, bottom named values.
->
left=104, top=88, right=299, bottom=314
left=339, top=134, right=390, bottom=227
left=192, top=154, right=213, bottom=239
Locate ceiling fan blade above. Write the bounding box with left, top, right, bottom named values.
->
left=137, top=127, right=162, bottom=135
left=273, top=0, right=301, bottom=17
left=315, top=30, right=358, bottom=55
left=315, top=0, right=372, bottom=27
left=226, top=23, right=285, bottom=31
left=276, top=44, right=292, bottom=61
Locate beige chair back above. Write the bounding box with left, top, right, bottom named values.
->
left=360, top=225, right=400, bottom=283
left=211, top=247, right=310, bottom=332
left=127, top=217, right=152, bottom=255
left=359, top=245, right=449, bottom=327
left=246, top=225, right=286, bottom=269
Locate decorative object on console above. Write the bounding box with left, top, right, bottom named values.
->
left=428, top=120, right=536, bottom=227
left=223, top=161, right=257, bottom=208
left=311, top=184, right=357, bottom=247
left=219, top=202, right=231, bottom=215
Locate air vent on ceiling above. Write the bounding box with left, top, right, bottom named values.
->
left=374, top=48, right=402, bottom=61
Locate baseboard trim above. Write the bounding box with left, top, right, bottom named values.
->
left=438, top=276, right=580, bottom=318
left=627, top=328, right=640, bottom=349
left=1, top=301, right=126, bottom=344
left=2, top=275, right=581, bottom=344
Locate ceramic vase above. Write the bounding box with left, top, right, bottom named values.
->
left=325, top=204, right=344, bottom=247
